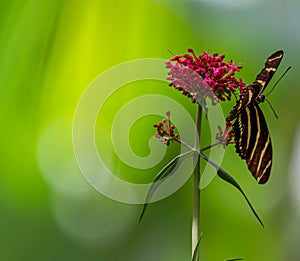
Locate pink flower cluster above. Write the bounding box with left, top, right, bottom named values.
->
left=153, top=111, right=178, bottom=145
left=166, top=48, right=245, bottom=104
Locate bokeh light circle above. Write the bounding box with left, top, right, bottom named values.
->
left=72, top=58, right=227, bottom=204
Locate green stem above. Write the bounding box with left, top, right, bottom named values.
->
left=200, top=141, right=222, bottom=152
left=192, top=104, right=202, bottom=261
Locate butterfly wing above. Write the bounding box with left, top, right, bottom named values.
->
left=233, top=104, right=272, bottom=184
left=254, top=50, right=284, bottom=96
left=226, top=50, right=284, bottom=122
left=226, top=85, right=257, bottom=121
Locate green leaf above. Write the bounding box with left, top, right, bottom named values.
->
left=198, top=151, right=264, bottom=227
left=138, top=150, right=193, bottom=223
left=216, top=168, right=264, bottom=227
left=191, top=233, right=203, bottom=261
left=225, top=258, right=244, bottom=261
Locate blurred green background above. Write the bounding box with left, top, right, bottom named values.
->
left=1, top=0, right=300, bottom=260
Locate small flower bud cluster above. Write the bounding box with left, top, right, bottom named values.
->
left=153, top=111, right=178, bottom=145
left=216, top=122, right=235, bottom=147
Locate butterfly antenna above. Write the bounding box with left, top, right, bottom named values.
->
left=265, top=99, right=278, bottom=119
left=266, top=66, right=291, bottom=96
left=167, top=49, right=175, bottom=56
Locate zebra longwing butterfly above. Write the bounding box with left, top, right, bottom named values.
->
left=226, top=50, right=284, bottom=184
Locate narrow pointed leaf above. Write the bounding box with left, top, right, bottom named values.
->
left=216, top=168, right=264, bottom=227
left=138, top=150, right=193, bottom=223
left=198, top=151, right=264, bottom=227
left=225, top=258, right=244, bottom=261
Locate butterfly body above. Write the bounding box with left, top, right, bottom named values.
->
left=226, top=50, right=284, bottom=184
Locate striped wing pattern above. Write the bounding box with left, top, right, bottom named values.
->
left=254, top=50, right=284, bottom=96
left=233, top=104, right=272, bottom=184
left=226, top=50, right=284, bottom=122
left=227, top=50, right=283, bottom=184
left=226, top=85, right=256, bottom=122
